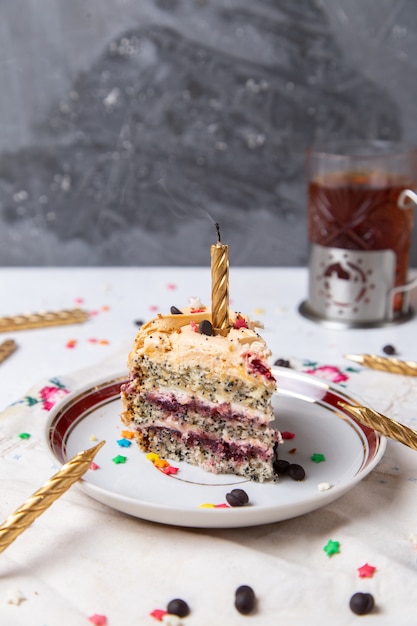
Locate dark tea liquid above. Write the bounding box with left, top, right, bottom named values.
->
left=308, top=172, right=414, bottom=295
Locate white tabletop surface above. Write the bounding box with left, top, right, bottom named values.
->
left=1, top=267, right=417, bottom=625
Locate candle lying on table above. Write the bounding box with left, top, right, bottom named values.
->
left=0, top=440, right=105, bottom=554
left=0, top=308, right=89, bottom=333
left=0, top=339, right=17, bottom=364
left=345, top=354, right=417, bottom=376
left=211, top=223, right=230, bottom=336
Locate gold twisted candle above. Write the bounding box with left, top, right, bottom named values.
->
left=0, top=339, right=17, bottom=364
left=0, top=440, right=105, bottom=554
left=339, top=402, right=417, bottom=451
left=0, top=308, right=89, bottom=333
left=211, top=223, right=230, bottom=336
left=345, top=354, right=417, bottom=377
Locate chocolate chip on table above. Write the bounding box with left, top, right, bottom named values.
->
left=349, top=592, right=375, bottom=615
left=134, top=319, right=144, bottom=327
left=167, top=598, right=190, bottom=618
left=235, top=585, right=256, bottom=615
left=170, top=306, right=183, bottom=315
left=382, top=344, right=397, bottom=355
left=226, top=488, right=249, bottom=507
left=287, top=463, right=306, bottom=481
left=199, top=319, right=214, bottom=336
left=273, top=459, right=290, bottom=475
left=274, top=358, right=291, bottom=368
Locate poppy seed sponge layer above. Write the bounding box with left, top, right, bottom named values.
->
left=120, top=306, right=280, bottom=481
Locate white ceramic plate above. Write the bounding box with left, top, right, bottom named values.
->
left=45, top=368, right=386, bottom=528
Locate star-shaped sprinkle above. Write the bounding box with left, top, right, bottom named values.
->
left=318, top=482, right=333, bottom=491
left=323, top=539, right=340, bottom=557
left=18, top=432, right=31, bottom=440
left=112, top=454, right=127, bottom=464
left=88, top=615, right=107, bottom=625
left=188, top=296, right=203, bottom=309
left=160, top=465, right=179, bottom=475
left=153, top=457, right=169, bottom=469
left=311, top=453, right=326, bottom=463
left=116, top=438, right=132, bottom=448
left=198, top=502, right=229, bottom=509
left=162, top=614, right=182, bottom=625
left=150, top=608, right=168, bottom=621
left=358, top=563, right=376, bottom=578
left=121, top=430, right=135, bottom=439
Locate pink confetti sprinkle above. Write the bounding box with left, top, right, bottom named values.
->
left=89, top=310, right=99, bottom=316
left=74, top=297, right=84, bottom=304
left=281, top=431, right=295, bottom=439
left=90, top=462, right=100, bottom=471
left=190, top=321, right=198, bottom=332
left=150, top=305, right=159, bottom=312
left=357, top=563, right=376, bottom=578
left=160, top=465, right=180, bottom=475
left=167, top=283, right=177, bottom=290
left=215, top=503, right=230, bottom=508
left=87, top=338, right=98, bottom=343
left=234, top=317, right=249, bottom=329
left=88, top=614, right=107, bottom=625
left=66, top=339, right=77, bottom=349
left=150, top=609, right=168, bottom=621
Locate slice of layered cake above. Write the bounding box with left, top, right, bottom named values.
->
left=120, top=301, right=279, bottom=481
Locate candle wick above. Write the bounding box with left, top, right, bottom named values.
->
left=215, top=222, right=221, bottom=243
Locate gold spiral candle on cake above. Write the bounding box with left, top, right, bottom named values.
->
left=0, top=440, right=105, bottom=554
left=211, top=223, right=230, bottom=336
left=339, top=402, right=417, bottom=451
left=345, top=354, right=417, bottom=376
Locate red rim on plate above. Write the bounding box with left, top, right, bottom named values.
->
left=45, top=368, right=386, bottom=528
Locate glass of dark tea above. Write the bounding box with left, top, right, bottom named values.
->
left=299, top=141, right=417, bottom=328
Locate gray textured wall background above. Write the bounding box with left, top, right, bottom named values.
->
left=1, top=0, right=416, bottom=267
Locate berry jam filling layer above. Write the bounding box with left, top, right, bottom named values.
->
left=139, top=425, right=273, bottom=463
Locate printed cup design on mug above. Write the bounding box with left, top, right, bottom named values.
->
left=309, top=245, right=396, bottom=322
left=320, top=257, right=372, bottom=310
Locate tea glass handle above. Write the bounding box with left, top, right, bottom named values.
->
left=398, top=189, right=417, bottom=210
left=388, top=189, right=417, bottom=318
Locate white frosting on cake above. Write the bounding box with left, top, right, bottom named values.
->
left=128, top=306, right=274, bottom=389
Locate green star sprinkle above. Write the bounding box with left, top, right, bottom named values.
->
left=323, top=539, right=340, bottom=557
left=18, top=432, right=31, bottom=440
left=112, top=455, right=127, bottom=464
left=311, top=453, right=326, bottom=463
